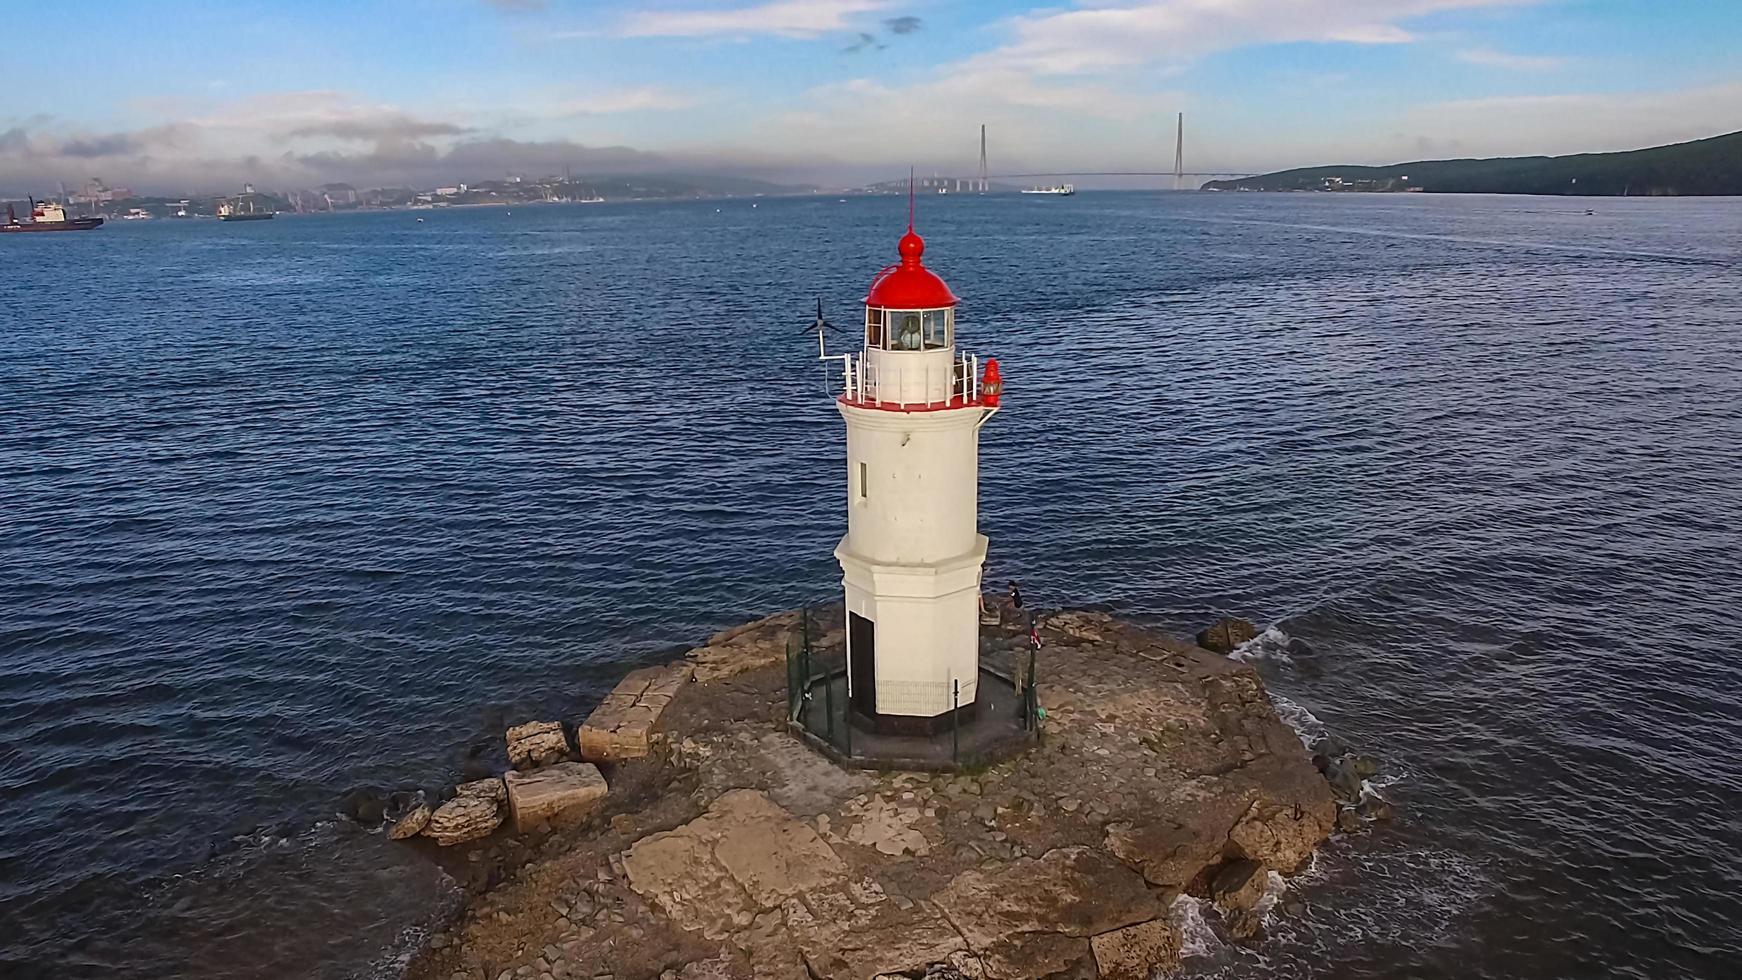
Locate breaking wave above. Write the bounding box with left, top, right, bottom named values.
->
left=1171, top=894, right=1223, bottom=960
left=1267, top=691, right=1327, bottom=750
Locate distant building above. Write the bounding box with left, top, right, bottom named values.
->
left=73, top=177, right=130, bottom=205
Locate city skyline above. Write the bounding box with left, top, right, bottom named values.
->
left=4, top=0, right=1740, bottom=194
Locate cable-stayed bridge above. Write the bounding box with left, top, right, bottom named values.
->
left=942, top=114, right=1253, bottom=189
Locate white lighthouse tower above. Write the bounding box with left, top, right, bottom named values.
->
left=822, top=222, right=1003, bottom=735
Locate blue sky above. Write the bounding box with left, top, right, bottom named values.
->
left=3, top=0, right=1739, bottom=192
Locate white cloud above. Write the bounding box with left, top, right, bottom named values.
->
left=962, top=0, right=1522, bottom=77
left=547, top=87, right=700, bottom=115
left=1455, top=46, right=1569, bottom=70
left=615, top=0, right=888, bottom=38
left=758, top=0, right=1530, bottom=174
left=188, top=91, right=468, bottom=142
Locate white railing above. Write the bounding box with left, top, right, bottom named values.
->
left=831, top=351, right=980, bottom=407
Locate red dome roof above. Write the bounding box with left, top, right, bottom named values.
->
left=864, top=229, right=958, bottom=309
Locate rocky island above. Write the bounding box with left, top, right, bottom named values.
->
left=375, top=605, right=1383, bottom=980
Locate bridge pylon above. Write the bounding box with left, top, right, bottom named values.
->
left=1173, top=112, right=1184, bottom=191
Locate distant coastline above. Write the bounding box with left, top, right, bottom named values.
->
left=1203, top=130, right=1742, bottom=196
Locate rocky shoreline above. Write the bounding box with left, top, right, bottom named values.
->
left=371, top=608, right=1389, bottom=980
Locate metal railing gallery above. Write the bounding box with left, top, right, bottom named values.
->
left=835, top=351, right=981, bottom=408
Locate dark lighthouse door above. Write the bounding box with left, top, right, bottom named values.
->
left=848, top=613, right=876, bottom=717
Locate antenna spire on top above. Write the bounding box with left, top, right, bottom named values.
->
left=907, top=166, right=915, bottom=231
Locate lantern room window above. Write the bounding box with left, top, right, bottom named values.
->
left=866, top=307, right=952, bottom=351
left=922, top=310, right=950, bottom=349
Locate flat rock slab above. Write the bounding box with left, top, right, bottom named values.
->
left=506, top=720, right=570, bottom=770
left=505, top=761, right=609, bottom=831
left=624, top=789, right=847, bottom=940
left=579, top=663, right=694, bottom=762
left=454, top=776, right=506, bottom=804
left=934, top=845, right=1164, bottom=978
left=1091, top=918, right=1182, bottom=980
left=423, top=795, right=503, bottom=846
left=685, top=610, right=842, bottom=684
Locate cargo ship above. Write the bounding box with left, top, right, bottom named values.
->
left=218, top=199, right=275, bottom=221
left=1, top=198, right=104, bottom=233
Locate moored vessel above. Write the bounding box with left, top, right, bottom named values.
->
left=218, top=200, right=275, bottom=221
left=1, top=198, right=104, bottom=233
left=218, top=186, right=276, bottom=221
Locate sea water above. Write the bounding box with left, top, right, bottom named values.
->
left=3, top=193, right=1740, bottom=978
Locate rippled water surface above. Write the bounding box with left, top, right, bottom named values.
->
left=3, top=193, right=1741, bottom=978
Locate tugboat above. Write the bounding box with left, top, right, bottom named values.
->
left=1, top=198, right=104, bottom=233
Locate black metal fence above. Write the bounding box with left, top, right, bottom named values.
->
left=784, top=604, right=1040, bottom=770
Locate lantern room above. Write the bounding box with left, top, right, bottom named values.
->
left=847, top=230, right=985, bottom=409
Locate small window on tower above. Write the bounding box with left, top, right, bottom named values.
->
left=858, top=462, right=868, bottom=499
left=866, top=308, right=885, bottom=349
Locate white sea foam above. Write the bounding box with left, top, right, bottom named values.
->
left=1171, top=894, right=1223, bottom=959
left=1268, top=691, right=1327, bottom=749
left=1227, top=625, right=1293, bottom=664
left=1254, top=869, right=1289, bottom=918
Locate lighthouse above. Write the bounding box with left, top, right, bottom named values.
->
left=821, top=221, right=1002, bottom=735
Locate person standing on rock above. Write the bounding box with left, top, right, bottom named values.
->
left=1007, top=581, right=1023, bottom=616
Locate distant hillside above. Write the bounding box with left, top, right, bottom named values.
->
left=1203, top=130, right=1742, bottom=196
left=594, top=173, right=813, bottom=198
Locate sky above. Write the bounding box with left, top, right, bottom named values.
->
left=3, top=0, right=1740, bottom=194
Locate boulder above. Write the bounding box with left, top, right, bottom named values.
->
left=339, top=787, right=388, bottom=828
left=1195, top=617, right=1260, bottom=654
left=454, top=776, right=507, bottom=804
left=423, top=795, right=503, bottom=846
left=578, top=663, right=693, bottom=762
left=382, top=790, right=429, bottom=836
left=1335, top=807, right=1361, bottom=834
left=1210, top=859, right=1268, bottom=913
left=1228, top=800, right=1335, bottom=873
left=505, top=761, right=609, bottom=832
left=1090, top=918, right=1181, bottom=980
left=1350, top=754, right=1380, bottom=779
left=1103, top=817, right=1231, bottom=892
left=1357, top=795, right=1395, bottom=821
left=388, top=802, right=432, bottom=840
left=1226, top=907, right=1264, bottom=940
left=1324, top=759, right=1366, bottom=802
left=505, top=720, right=570, bottom=770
